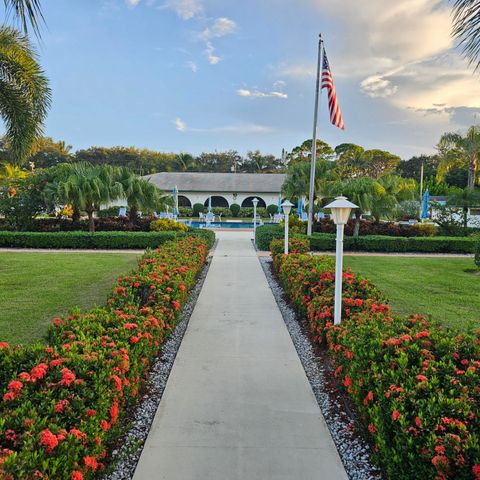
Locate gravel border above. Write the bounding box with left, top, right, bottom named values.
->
left=259, top=256, right=383, bottom=480
left=102, top=242, right=216, bottom=480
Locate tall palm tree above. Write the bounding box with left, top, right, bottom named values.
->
left=372, top=175, right=416, bottom=222
left=0, top=27, right=50, bottom=163
left=59, top=163, right=123, bottom=232
left=282, top=159, right=330, bottom=202
left=173, top=152, right=195, bottom=172
left=437, top=126, right=480, bottom=189
left=452, top=0, right=480, bottom=71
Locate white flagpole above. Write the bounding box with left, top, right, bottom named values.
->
left=307, top=34, right=324, bottom=236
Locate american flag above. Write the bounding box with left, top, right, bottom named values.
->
left=321, top=47, right=344, bottom=130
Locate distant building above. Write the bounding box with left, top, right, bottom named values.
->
left=144, top=172, right=286, bottom=209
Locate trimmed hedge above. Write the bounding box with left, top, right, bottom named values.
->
left=255, top=226, right=476, bottom=253
left=306, top=233, right=477, bottom=254
left=273, top=253, right=480, bottom=479
left=0, top=236, right=210, bottom=478
left=0, top=229, right=215, bottom=250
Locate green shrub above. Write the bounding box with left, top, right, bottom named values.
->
left=255, top=224, right=283, bottom=250
left=0, top=236, right=210, bottom=478
left=474, top=234, right=480, bottom=268
left=238, top=207, right=267, bottom=218
left=266, top=204, right=278, bottom=216
left=273, top=252, right=480, bottom=479
left=230, top=203, right=241, bottom=217
left=97, top=206, right=124, bottom=218
left=178, top=207, right=193, bottom=217
left=269, top=237, right=309, bottom=267
left=192, top=203, right=205, bottom=217
left=0, top=230, right=215, bottom=250
left=304, top=233, right=476, bottom=254
left=150, top=218, right=188, bottom=232
left=280, top=215, right=307, bottom=234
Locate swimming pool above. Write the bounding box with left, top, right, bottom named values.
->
left=187, top=221, right=275, bottom=229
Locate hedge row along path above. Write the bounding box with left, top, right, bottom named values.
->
left=133, top=230, right=347, bottom=479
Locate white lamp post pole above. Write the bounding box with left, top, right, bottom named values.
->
left=252, top=197, right=259, bottom=240
left=281, top=200, right=294, bottom=254
left=324, top=196, right=358, bottom=325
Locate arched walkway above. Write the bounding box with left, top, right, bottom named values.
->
left=241, top=196, right=266, bottom=208
left=177, top=195, right=192, bottom=207
left=204, top=196, right=229, bottom=208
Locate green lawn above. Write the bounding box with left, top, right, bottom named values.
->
left=344, top=256, right=480, bottom=330
left=0, top=252, right=140, bottom=345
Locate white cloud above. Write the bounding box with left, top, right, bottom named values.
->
left=125, top=0, right=141, bottom=6
left=167, top=0, right=203, bottom=20
left=200, top=17, right=236, bottom=41
left=360, top=74, right=399, bottom=98
left=174, top=117, right=187, bottom=131
left=204, top=42, right=221, bottom=65
left=237, top=88, right=288, bottom=99
left=186, top=61, right=198, bottom=72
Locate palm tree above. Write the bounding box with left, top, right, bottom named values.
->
left=282, top=159, right=330, bottom=202
left=118, top=168, right=162, bottom=222
left=452, top=0, right=480, bottom=71
left=327, top=177, right=386, bottom=237
left=0, top=27, right=50, bottom=164
left=447, top=187, right=480, bottom=231
left=3, top=0, right=44, bottom=37
left=173, top=152, right=195, bottom=172
left=372, top=175, right=416, bottom=222
left=59, top=163, right=123, bottom=232
left=437, top=126, right=480, bottom=189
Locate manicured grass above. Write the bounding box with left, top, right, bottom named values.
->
left=344, top=256, right=480, bottom=330
left=0, top=252, right=140, bottom=345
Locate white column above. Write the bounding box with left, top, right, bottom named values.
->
left=334, top=223, right=344, bottom=325
left=284, top=215, right=289, bottom=254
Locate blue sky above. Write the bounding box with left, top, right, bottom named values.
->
left=19, top=0, right=480, bottom=158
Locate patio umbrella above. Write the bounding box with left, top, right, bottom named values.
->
left=421, top=189, right=430, bottom=219
left=297, top=197, right=302, bottom=216
left=208, top=195, right=212, bottom=212
left=277, top=195, right=282, bottom=213
left=172, top=185, right=178, bottom=216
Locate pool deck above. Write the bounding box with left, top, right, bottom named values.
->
left=133, top=230, right=347, bottom=480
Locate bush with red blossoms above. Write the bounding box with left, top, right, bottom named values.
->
left=0, top=236, right=211, bottom=479
left=273, top=251, right=480, bottom=480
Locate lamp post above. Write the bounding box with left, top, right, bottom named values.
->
left=252, top=197, right=259, bottom=239
left=324, top=196, right=358, bottom=325
left=281, top=200, right=294, bottom=254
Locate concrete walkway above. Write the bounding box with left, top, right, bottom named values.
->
left=133, top=231, right=347, bottom=480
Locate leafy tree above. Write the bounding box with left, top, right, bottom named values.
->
left=335, top=144, right=400, bottom=179
left=239, top=150, right=284, bottom=173
left=437, top=126, right=480, bottom=189
left=396, top=154, right=439, bottom=180
left=25, top=137, right=72, bottom=168
left=447, top=187, right=480, bottom=230
left=0, top=27, right=51, bottom=164
left=75, top=147, right=176, bottom=175
left=57, top=163, right=123, bottom=232
left=0, top=161, right=29, bottom=186
left=287, top=139, right=334, bottom=164
left=451, top=0, right=480, bottom=71
left=196, top=150, right=242, bottom=172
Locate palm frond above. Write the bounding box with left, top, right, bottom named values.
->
left=3, top=0, right=44, bottom=38
left=452, top=0, right=480, bottom=71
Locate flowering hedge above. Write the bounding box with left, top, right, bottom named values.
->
left=0, top=236, right=210, bottom=479
left=273, top=252, right=480, bottom=480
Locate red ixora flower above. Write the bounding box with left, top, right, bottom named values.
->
left=416, top=374, right=428, bottom=383
left=368, top=423, right=376, bottom=434
left=472, top=464, right=480, bottom=480
left=415, top=417, right=422, bottom=428
left=342, top=375, right=352, bottom=388
left=0, top=342, right=9, bottom=349
left=124, top=323, right=137, bottom=330
left=83, top=455, right=98, bottom=471
left=7, top=380, right=23, bottom=392
left=392, top=410, right=401, bottom=421
left=39, top=429, right=59, bottom=451
left=59, top=368, right=76, bottom=387
left=71, top=471, right=83, bottom=480
left=30, top=363, right=48, bottom=382
left=432, top=455, right=449, bottom=470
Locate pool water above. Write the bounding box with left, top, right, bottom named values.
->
left=187, top=221, right=275, bottom=229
